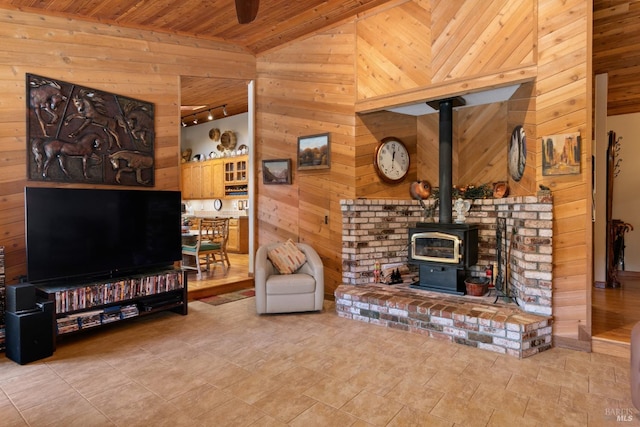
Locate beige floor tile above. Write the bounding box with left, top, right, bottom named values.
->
left=430, top=392, right=495, bottom=426
left=270, top=365, right=325, bottom=394
left=460, top=364, right=513, bottom=389
left=341, top=390, right=404, bottom=426
left=525, top=396, right=588, bottom=427
left=589, top=375, right=632, bottom=401
left=387, top=405, right=453, bottom=426
left=224, top=371, right=284, bottom=404
left=199, top=361, right=252, bottom=389
left=506, top=374, right=561, bottom=403
left=289, top=401, right=358, bottom=427
left=564, top=356, right=616, bottom=382
left=349, top=367, right=404, bottom=397
left=248, top=414, right=289, bottom=426
left=20, top=393, right=112, bottom=427
left=469, top=382, right=529, bottom=416
left=195, top=397, right=266, bottom=427
left=494, top=354, right=542, bottom=379
left=303, top=375, right=363, bottom=409
left=487, top=410, right=543, bottom=427
left=168, top=383, right=234, bottom=418
left=0, top=367, right=77, bottom=412
left=422, top=351, right=472, bottom=374
left=384, top=378, right=444, bottom=412
left=2, top=298, right=639, bottom=427
left=537, top=364, right=590, bottom=393
left=0, top=395, right=29, bottom=427
left=87, top=381, right=155, bottom=416
left=425, top=370, right=479, bottom=399
left=128, top=363, right=209, bottom=400
left=253, top=386, right=318, bottom=423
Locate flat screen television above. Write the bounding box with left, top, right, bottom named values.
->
left=25, top=187, right=182, bottom=284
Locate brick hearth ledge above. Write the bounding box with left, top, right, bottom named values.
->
left=335, top=283, right=553, bottom=359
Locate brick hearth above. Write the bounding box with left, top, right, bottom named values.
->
left=335, top=283, right=553, bottom=359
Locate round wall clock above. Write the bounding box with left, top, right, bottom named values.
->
left=509, top=125, right=526, bottom=182
left=374, top=137, right=410, bottom=184
left=213, top=199, right=222, bottom=211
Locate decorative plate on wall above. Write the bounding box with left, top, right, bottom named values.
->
left=509, top=125, right=526, bottom=182
left=214, top=199, right=222, bottom=211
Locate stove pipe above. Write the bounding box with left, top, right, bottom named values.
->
left=438, top=99, right=454, bottom=224
left=428, top=96, right=466, bottom=224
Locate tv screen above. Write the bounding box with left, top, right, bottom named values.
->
left=25, top=187, right=182, bottom=284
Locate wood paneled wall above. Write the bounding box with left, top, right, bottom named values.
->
left=594, top=0, right=640, bottom=116
left=536, top=0, right=592, bottom=348
left=256, top=0, right=592, bottom=348
left=255, top=23, right=358, bottom=290
left=0, top=8, right=255, bottom=283
left=356, top=111, right=418, bottom=198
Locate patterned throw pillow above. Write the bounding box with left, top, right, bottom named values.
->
left=267, top=240, right=307, bottom=274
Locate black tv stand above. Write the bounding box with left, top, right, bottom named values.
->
left=34, top=267, right=187, bottom=351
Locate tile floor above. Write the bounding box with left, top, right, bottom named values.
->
left=0, top=298, right=638, bottom=426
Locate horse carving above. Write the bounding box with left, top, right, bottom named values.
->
left=31, top=132, right=103, bottom=180
left=29, top=78, right=67, bottom=136
left=121, top=101, right=154, bottom=148
left=109, top=150, right=153, bottom=185
left=64, top=89, right=124, bottom=149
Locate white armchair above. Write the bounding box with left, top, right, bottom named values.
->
left=255, top=242, right=324, bottom=314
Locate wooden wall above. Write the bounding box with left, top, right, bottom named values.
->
left=255, top=23, right=358, bottom=290
left=535, top=0, right=592, bottom=348
left=0, top=8, right=255, bottom=283
left=594, top=0, right=640, bottom=116
left=256, top=0, right=593, bottom=348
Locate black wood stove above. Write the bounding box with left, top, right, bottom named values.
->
left=409, top=96, right=480, bottom=295
left=409, top=223, right=478, bottom=294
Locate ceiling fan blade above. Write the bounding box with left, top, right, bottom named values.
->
left=235, top=0, right=260, bottom=24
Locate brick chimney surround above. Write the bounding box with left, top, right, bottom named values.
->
left=336, top=194, right=554, bottom=358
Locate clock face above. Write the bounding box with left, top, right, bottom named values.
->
left=374, top=137, right=410, bottom=184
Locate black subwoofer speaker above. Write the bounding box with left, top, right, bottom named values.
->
left=5, top=301, right=54, bottom=365
left=6, top=283, right=36, bottom=313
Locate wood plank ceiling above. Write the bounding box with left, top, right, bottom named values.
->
left=593, top=0, right=640, bottom=116
left=0, top=0, right=390, bottom=123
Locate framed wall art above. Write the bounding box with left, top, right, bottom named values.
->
left=262, top=159, right=292, bottom=184
left=298, top=133, right=330, bottom=170
left=26, top=73, right=155, bottom=187
left=542, top=132, right=581, bottom=176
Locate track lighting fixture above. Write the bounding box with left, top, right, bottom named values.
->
left=181, top=104, right=229, bottom=127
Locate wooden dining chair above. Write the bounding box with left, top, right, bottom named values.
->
left=181, top=218, right=230, bottom=279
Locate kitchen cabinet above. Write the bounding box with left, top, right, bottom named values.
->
left=181, top=159, right=224, bottom=199
left=201, top=160, right=224, bottom=198
left=181, top=162, right=202, bottom=199
left=224, top=155, right=248, bottom=197
left=227, top=217, right=248, bottom=253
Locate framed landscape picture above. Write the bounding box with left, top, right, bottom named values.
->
left=298, top=133, right=330, bottom=170
left=262, top=159, right=292, bottom=184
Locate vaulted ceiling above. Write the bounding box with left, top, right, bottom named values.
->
left=0, top=0, right=390, bottom=123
